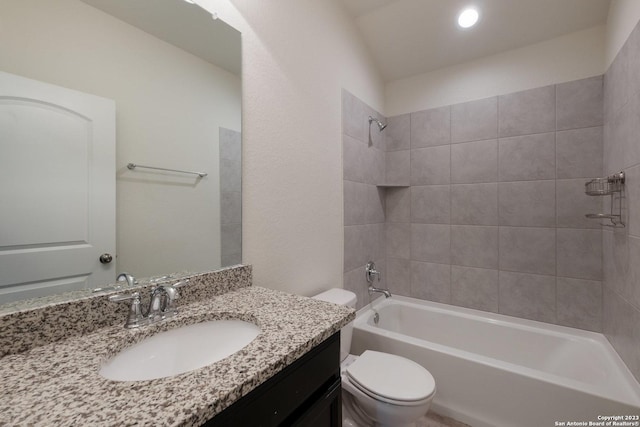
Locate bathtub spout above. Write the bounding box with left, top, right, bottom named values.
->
left=368, top=285, right=392, bottom=298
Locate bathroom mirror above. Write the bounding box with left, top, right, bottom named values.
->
left=0, top=0, right=241, bottom=308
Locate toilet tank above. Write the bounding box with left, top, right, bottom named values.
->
left=312, top=288, right=356, bottom=362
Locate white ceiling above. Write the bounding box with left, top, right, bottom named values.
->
left=341, top=0, right=611, bottom=82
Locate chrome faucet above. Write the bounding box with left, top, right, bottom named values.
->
left=365, top=261, right=392, bottom=298
left=116, top=272, right=137, bottom=287
left=369, top=286, right=392, bottom=298
left=109, top=280, right=188, bottom=328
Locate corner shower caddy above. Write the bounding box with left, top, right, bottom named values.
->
left=584, top=171, right=625, bottom=228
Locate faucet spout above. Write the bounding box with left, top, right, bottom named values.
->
left=116, top=272, right=136, bottom=287
left=368, top=285, right=392, bottom=298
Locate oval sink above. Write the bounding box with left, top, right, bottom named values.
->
left=99, top=320, right=261, bottom=381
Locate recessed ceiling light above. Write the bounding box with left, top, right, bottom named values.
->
left=457, top=7, right=479, bottom=29
left=183, top=0, right=195, bottom=4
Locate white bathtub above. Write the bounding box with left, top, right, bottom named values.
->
left=351, top=296, right=640, bottom=427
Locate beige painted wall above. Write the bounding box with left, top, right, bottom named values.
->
left=0, top=0, right=241, bottom=278
left=197, top=0, right=385, bottom=296
left=605, top=0, right=640, bottom=67
left=385, top=25, right=606, bottom=116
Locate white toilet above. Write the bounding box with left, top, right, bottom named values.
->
left=313, top=288, right=436, bottom=427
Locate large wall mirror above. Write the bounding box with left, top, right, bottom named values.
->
left=0, top=0, right=242, bottom=307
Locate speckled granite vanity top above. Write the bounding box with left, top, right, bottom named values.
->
left=0, top=271, right=354, bottom=426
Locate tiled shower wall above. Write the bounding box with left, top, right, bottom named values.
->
left=343, top=77, right=605, bottom=327
left=602, top=20, right=640, bottom=381
left=342, top=90, right=387, bottom=308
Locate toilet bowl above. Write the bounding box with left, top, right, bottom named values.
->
left=313, top=288, right=436, bottom=427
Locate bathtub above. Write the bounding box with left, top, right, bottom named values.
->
left=351, top=296, right=640, bottom=427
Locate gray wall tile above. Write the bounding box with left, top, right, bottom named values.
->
left=451, top=139, right=497, bottom=184
left=451, top=225, right=498, bottom=269
left=556, top=179, right=602, bottom=229
left=602, top=231, right=640, bottom=310
left=622, top=93, right=640, bottom=169
left=220, top=157, right=242, bottom=193
left=603, top=286, right=640, bottom=382
left=604, top=120, right=624, bottom=175
left=345, top=224, right=384, bottom=273
left=411, top=145, right=451, bottom=185
left=373, top=147, right=386, bottom=185
left=344, top=265, right=371, bottom=310
left=386, top=223, right=411, bottom=259
left=411, top=185, right=450, bottom=224
left=387, top=257, right=411, bottom=296
left=343, top=135, right=365, bottom=182
left=450, top=183, right=498, bottom=225
left=366, top=107, right=387, bottom=151
left=557, top=277, right=602, bottom=332
left=499, top=227, right=556, bottom=275
left=387, top=114, right=410, bottom=151
left=411, top=224, right=451, bottom=264
left=365, top=185, right=386, bottom=224
left=451, top=97, right=498, bottom=143
left=628, top=165, right=640, bottom=238
left=499, top=271, right=556, bottom=323
left=556, top=127, right=603, bottom=179
left=344, top=180, right=366, bottom=226
left=411, top=261, right=451, bottom=303
left=451, top=266, right=499, bottom=313
left=221, top=191, right=242, bottom=225
left=499, top=85, right=555, bottom=137
left=498, top=181, right=556, bottom=227
left=385, top=187, right=411, bottom=223
left=221, top=252, right=242, bottom=266
left=386, top=150, right=410, bottom=185
left=556, top=76, right=603, bottom=130
left=219, top=128, right=242, bottom=163
left=499, top=133, right=556, bottom=181
left=628, top=24, right=640, bottom=100
left=557, top=228, right=602, bottom=280
left=342, top=89, right=366, bottom=142
left=604, top=42, right=629, bottom=122
left=411, top=106, right=450, bottom=148
left=221, top=223, right=242, bottom=258
left=344, top=225, right=366, bottom=272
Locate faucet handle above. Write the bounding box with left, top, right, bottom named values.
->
left=162, top=279, right=189, bottom=314
left=109, top=292, right=146, bottom=328
left=171, top=279, right=189, bottom=288
left=365, top=261, right=381, bottom=283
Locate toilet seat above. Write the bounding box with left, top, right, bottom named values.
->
left=346, top=350, right=436, bottom=406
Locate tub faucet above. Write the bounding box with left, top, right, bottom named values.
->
left=365, top=261, right=391, bottom=298
left=369, top=286, right=392, bottom=298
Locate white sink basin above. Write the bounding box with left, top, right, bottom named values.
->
left=99, top=320, right=261, bottom=381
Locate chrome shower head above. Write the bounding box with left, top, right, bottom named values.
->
left=368, top=116, right=387, bottom=132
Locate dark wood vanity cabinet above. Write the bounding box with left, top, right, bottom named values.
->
left=205, top=332, right=341, bottom=427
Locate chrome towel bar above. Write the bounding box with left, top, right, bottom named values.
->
left=127, top=163, right=207, bottom=178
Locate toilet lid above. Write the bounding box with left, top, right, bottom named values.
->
left=346, top=350, right=435, bottom=403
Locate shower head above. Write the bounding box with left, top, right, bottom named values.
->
left=368, top=116, right=387, bottom=132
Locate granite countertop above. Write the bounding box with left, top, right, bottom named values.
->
left=0, top=286, right=354, bottom=426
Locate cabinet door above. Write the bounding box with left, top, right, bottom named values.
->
left=205, top=332, right=340, bottom=427
left=290, top=377, right=341, bottom=427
